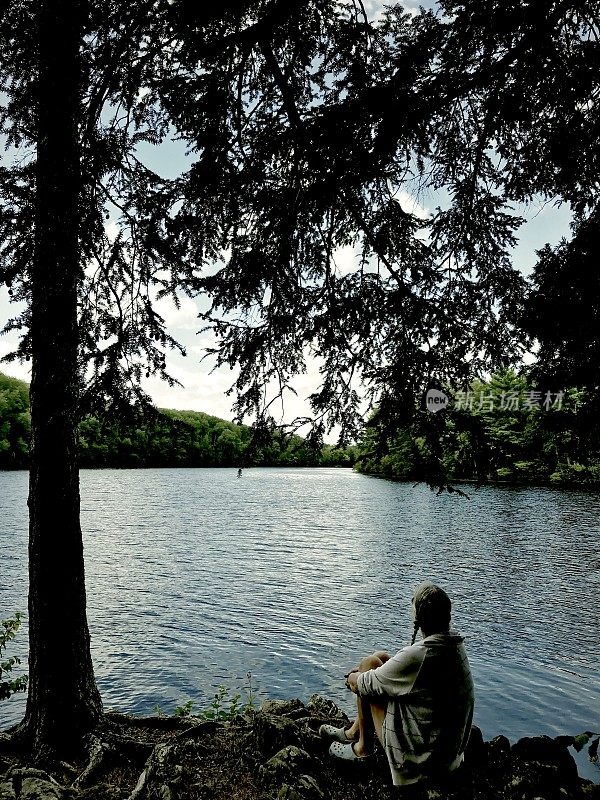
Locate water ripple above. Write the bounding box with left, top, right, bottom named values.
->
left=1, top=468, right=598, bottom=779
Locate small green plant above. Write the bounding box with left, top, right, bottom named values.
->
left=198, top=685, right=236, bottom=720
left=195, top=672, right=259, bottom=721
left=556, top=731, right=600, bottom=764
left=575, top=732, right=599, bottom=764
left=0, top=612, right=28, bottom=701
left=153, top=704, right=165, bottom=717
left=174, top=699, right=194, bottom=717
left=244, top=671, right=257, bottom=713
left=171, top=673, right=259, bottom=721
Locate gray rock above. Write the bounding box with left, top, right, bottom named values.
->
left=488, top=734, right=511, bottom=759
left=276, top=774, right=324, bottom=800
left=465, top=725, right=486, bottom=768
left=305, top=696, right=346, bottom=720
left=478, top=733, right=590, bottom=800
left=20, top=777, right=65, bottom=800
left=259, top=746, right=315, bottom=788
left=512, top=736, right=578, bottom=785
left=5, top=769, right=72, bottom=800
left=261, top=700, right=305, bottom=718
left=255, top=714, right=302, bottom=757
left=0, top=780, right=16, bottom=800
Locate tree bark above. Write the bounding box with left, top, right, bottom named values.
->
left=20, top=0, right=102, bottom=758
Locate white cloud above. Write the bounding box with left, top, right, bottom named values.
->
left=0, top=345, right=30, bottom=383
left=144, top=343, right=318, bottom=423
left=143, top=360, right=237, bottom=417
left=143, top=337, right=363, bottom=442
left=0, top=287, right=29, bottom=383
left=333, top=244, right=358, bottom=275
left=153, top=293, right=201, bottom=332
left=105, top=220, right=120, bottom=241
left=352, top=0, right=433, bottom=21
left=397, top=189, right=429, bottom=220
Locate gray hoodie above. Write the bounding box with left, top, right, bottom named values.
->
left=357, top=631, right=475, bottom=786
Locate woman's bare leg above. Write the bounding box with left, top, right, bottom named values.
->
left=354, top=695, right=386, bottom=757
left=344, top=651, right=390, bottom=749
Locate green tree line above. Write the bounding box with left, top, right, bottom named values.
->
left=356, top=370, right=600, bottom=487
left=5, top=368, right=600, bottom=482
left=0, top=373, right=354, bottom=470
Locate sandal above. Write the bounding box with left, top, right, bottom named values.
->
left=328, top=741, right=372, bottom=761
left=318, top=724, right=358, bottom=743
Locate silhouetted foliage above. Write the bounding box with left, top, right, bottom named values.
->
left=0, top=613, right=28, bottom=703
left=524, top=209, right=600, bottom=391
left=356, top=370, right=600, bottom=486
left=1, top=0, right=599, bottom=755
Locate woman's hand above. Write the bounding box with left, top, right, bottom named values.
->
left=344, top=669, right=359, bottom=693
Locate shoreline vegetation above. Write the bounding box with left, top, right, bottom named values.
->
left=2, top=370, right=600, bottom=486
left=1, top=698, right=599, bottom=800
left=0, top=372, right=355, bottom=471
left=354, top=370, right=600, bottom=489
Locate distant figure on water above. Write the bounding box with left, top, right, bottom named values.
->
left=237, top=467, right=243, bottom=478
left=320, top=582, right=474, bottom=788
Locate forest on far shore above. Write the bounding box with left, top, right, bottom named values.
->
left=0, top=372, right=354, bottom=469
left=356, top=369, right=600, bottom=487
left=2, top=369, right=600, bottom=485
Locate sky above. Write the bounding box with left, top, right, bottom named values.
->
left=0, top=1, right=574, bottom=431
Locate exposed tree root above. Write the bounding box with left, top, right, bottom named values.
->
left=1, top=700, right=597, bottom=800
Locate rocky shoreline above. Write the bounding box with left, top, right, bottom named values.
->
left=1, top=696, right=598, bottom=800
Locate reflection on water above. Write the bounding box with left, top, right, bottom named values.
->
left=1, top=468, right=598, bottom=780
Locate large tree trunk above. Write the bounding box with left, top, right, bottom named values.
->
left=20, top=0, right=102, bottom=758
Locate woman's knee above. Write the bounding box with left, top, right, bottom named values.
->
left=372, top=650, right=391, bottom=663
left=358, top=653, right=384, bottom=672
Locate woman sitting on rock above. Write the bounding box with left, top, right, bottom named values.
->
left=320, top=582, right=475, bottom=788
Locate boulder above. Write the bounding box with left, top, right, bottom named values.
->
left=259, top=746, right=316, bottom=788
left=255, top=714, right=303, bottom=758
left=276, top=774, right=324, bottom=800
left=488, top=734, right=511, bottom=759
left=6, top=769, right=72, bottom=800
left=464, top=725, right=486, bottom=769
left=502, top=735, right=582, bottom=800
left=261, top=700, right=305, bottom=718
left=0, top=780, right=16, bottom=800
left=305, top=696, right=346, bottom=720
left=19, top=777, right=66, bottom=800
left=511, top=736, right=578, bottom=785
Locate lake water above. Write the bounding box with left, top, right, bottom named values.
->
left=1, top=468, right=599, bottom=780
